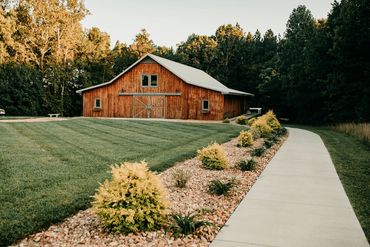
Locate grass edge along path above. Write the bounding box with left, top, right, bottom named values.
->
left=0, top=119, right=244, bottom=247
left=287, top=125, right=370, bottom=242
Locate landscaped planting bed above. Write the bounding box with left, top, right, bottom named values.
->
left=14, top=130, right=288, bottom=246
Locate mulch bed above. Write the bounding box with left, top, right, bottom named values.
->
left=13, top=133, right=288, bottom=247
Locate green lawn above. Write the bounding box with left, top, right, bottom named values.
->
left=0, top=118, right=243, bottom=246
left=288, top=125, right=370, bottom=242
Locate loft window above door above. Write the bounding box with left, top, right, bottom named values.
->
left=141, top=74, right=158, bottom=87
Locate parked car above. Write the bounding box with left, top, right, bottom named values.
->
left=0, top=109, right=5, bottom=115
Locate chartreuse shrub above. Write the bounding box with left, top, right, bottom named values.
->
left=251, top=118, right=273, bottom=138
left=167, top=211, right=213, bottom=237
left=172, top=169, right=191, bottom=188
left=264, top=110, right=281, bottom=130
left=250, top=110, right=281, bottom=138
left=208, top=177, right=237, bottom=196
left=236, top=115, right=248, bottom=125
left=237, top=130, right=254, bottom=147
left=238, top=158, right=257, bottom=171
left=92, top=161, right=168, bottom=233
left=197, top=143, right=228, bottom=170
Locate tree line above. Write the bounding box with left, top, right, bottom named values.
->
left=0, top=0, right=369, bottom=123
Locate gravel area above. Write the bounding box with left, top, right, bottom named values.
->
left=13, top=133, right=288, bottom=247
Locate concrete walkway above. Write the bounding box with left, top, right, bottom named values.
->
left=211, top=128, right=368, bottom=247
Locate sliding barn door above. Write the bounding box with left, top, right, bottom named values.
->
left=132, top=96, right=166, bottom=118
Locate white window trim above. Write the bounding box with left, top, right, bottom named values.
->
left=141, top=74, right=158, bottom=88
left=94, top=98, right=102, bottom=109
left=202, top=99, right=210, bottom=112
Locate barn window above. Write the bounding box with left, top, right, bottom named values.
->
left=151, top=75, right=158, bottom=86
left=141, top=75, right=149, bottom=87
left=202, top=99, right=209, bottom=112
left=141, top=74, right=158, bottom=87
left=94, top=98, right=101, bottom=109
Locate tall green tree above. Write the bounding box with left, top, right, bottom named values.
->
left=176, top=34, right=217, bottom=73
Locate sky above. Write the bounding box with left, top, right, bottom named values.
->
left=81, top=0, right=335, bottom=48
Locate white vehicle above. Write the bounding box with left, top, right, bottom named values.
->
left=0, top=109, right=5, bottom=115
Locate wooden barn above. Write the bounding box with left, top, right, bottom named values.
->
left=76, top=54, right=253, bottom=120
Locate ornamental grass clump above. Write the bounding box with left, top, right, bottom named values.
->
left=237, top=130, right=254, bottom=147
left=172, top=169, right=191, bottom=188
left=92, top=161, right=168, bottom=234
left=167, top=211, right=213, bottom=237
left=197, top=143, right=228, bottom=170
left=208, top=178, right=237, bottom=196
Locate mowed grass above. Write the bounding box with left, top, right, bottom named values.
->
left=0, top=118, right=243, bottom=246
left=288, top=125, right=370, bottom=241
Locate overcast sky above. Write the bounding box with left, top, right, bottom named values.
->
left=82, top=0, right=335, bottom=48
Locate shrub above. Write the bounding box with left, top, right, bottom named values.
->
left=264, top=139, right=274, bottom=148
left=253, top=146, right=266, bottom=157
left=92, top=161, right=168, bottom=233
left=197, top=143, right=228, bottom=170
left=238, top=158, right=257, bottom=171
left=222, top=118, right=230, bottom=123
left=251, top=118, right=273, bottom=138
left=236, top=115, right=247, bottom=125
left=167, top=211, right=213, bottom=237
left=249, top=126, right=261, bottom=140
left=268, top=134, right=279, bottom=143
left=237, top=130, right=254, bottom=147
left=275, top=127, right=288, bottom=137
left=248, top=117, right=256, bottom=126
left=264, top=110, right=281, bottom=130
left=172, top=169, right=191, bottom=188
left=208, top=178, right=236, bottom=196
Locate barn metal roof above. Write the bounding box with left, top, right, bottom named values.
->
left=76, top=53, right=253, bottom=96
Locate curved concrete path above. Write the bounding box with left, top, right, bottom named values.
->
left=211, top=128, right=368, bottom=247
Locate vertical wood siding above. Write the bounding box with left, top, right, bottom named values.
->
left=82, top=61, right=247, bottom=120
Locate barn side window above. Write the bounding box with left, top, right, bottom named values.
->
left=202, top=99, right=209, bottom=112
left=94, top=98, right=101, bottom=109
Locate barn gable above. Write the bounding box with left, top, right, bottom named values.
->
left=76, top=54, right=253, bottom=97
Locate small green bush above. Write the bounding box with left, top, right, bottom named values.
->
left=222, top=118, right=230, bottom=123
left=167, top=211, right=212, bottom=237
left=264, top=139, right=274, bottom=148
left=172, top=169, right=191, bottom=188
left=275, top=127, right=288, bottom=137
left=92, top=161, right=168, bottom=233
left=268, top=134, right=279, bottom=143
left=238, top=158, right=257, bottom=171
left=236, top=115, right=247, bottom=125
left=253, top=146, right=266, bottom=157
left=197, top=143, right=228, bottom=170
left=208, top=178, right=236, bottom=196
left=237, top=130, right=254, bottom=147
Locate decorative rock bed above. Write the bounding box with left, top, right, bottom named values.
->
left=14, top=133, right=288, bottom=247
